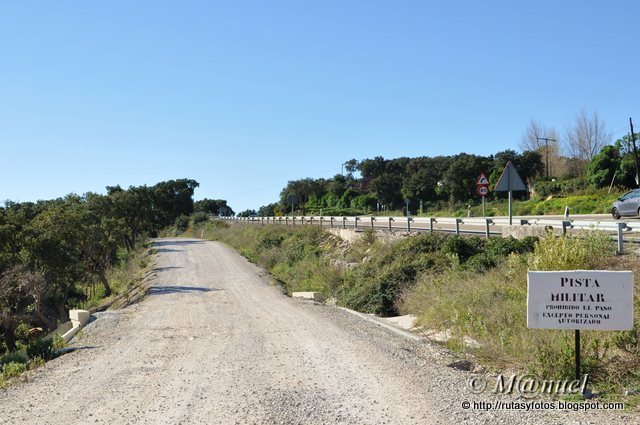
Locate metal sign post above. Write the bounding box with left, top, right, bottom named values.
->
left=287, top=194, right=298, bottom=221
left=404, top=198, right=410, bottom=217
left=493, top=161, right=527, bottom=225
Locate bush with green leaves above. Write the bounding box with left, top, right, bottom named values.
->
left=527, top=231, right=612, bottom=271
left=174, top=215, right=190, bottom=233
left=1, top=361, right=26, bottom=379
left=191, top=212, right=209, bottom=226
left=0, top=350, right=29, bottom=368
left=400, top=231, right=623, bottom=392
left=26, top=338, right=56, bottom=361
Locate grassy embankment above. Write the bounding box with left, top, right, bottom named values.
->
left=421, top=190, right=619, bottom=218
left=183, top=219, right=640, bottom=404
left=80, top=243, right=155, bottom=311
left=0, top=243, right=153, bottom=388
left=289, top=190, right=620, bottom=218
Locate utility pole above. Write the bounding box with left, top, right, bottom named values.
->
left=630, top=118, right=640, bottom=188
left=537, top=137, right=557, bottom=178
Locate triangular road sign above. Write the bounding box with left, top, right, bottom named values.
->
left=476, top=172, right=490, bottom=186
left=494, top=161, right=527, bottom=192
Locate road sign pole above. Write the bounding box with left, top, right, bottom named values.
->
left=575, top=329, right=581, bottom=381
left=482, top=196, right=485, bottom=218
left=508, top=190, right=513, bottom=226
left=493, top=161, right=526, bottom=226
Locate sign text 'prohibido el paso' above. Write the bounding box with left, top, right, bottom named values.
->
left=527, top=271, right=633, bottom=331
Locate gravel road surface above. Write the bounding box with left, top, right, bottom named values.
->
left=0, top=238, right=636, bottom=424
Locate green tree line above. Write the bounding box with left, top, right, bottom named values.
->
left=0, top=178, right=208, bottom=353
left=260, top=150, right=545, bottom=215
left=259, top=132, right=639, bottom=216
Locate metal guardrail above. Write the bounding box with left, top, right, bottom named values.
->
left=220, top=215, right=640, bottom=253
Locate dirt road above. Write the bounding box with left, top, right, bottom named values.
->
left=0, top=238, right=635, bottom=424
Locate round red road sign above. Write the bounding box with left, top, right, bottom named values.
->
left=477, top=185, right=489, bottom=197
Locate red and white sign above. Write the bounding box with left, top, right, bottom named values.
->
left=477, top=185, right=489, bottom=197
left=476, top=172, right=490, bottom=197
left=476, top=172, right=490, bottom=186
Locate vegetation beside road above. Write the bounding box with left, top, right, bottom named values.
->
left=0, top=178, right=218, bottom=385
left=184, top=219, right=640, bottom=404
left=418, top=189, right=619, bottom=218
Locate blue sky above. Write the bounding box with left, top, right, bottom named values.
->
left=1, top=1, right=638, bottom=212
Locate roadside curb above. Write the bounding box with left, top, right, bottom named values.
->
left=337, top=307, right=425, bottom=343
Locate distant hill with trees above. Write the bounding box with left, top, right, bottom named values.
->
left=259, top=111, right=639, bottom=216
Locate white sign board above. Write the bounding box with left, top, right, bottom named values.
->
left=527, top=271, right=634, bottom=331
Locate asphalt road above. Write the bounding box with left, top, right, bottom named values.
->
left=0, top=238, right=635, bottom=424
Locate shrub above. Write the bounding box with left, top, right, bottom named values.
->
left=191, top=212, right=209, bottom=226
left=527, top=231, right=612, bottom=271
left=1, top=362, right=26, bottom=379
left=26, top=338, right=56, bottom=361
left=175, top=215, right=190, bottom=233
left=342, top=251, right=454, bottom=316
left=0, top=350, right=29, bottom=367
left=442, top=235, right=483, bottom=262
left=533, top=177, right=589, bottom=197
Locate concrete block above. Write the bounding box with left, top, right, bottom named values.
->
left=291, top=292, right=325, bottom=302
left=69, top=309, right=90, bottom=327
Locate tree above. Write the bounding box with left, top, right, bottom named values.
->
left=613, top=134, right=640, bottom=188
left=368, top=174, right=403, bottom=207
left=80, top=194, right=128, bottom=296
left=343, top=159, right=359, bottom=178
left=442, top=154, right=493, bottom=203
left=194, top=199, right=234, bottom=216
left=520, top=119, right=562, bottom=177
left=565, top=110, right=612, bottom=163
left=257, top=203, right=278, bottom=217
left=0, top=266, right=48, bottom=351
left=490, top=150, right=544, bottom=187
left=279, top=178, right=327, bottom=214
left=23, top=202, right=87, bottom=321
left=107, top=185, right=155, bottom=250
left=237, top=209, right=257, bottom=217
left=358, top=156, right=387, bottom=178
left=401, top=157, right=447, bottom=203
left=151, top=179, right=200, bottom=229
left=586, top=145, right=620, bottom=188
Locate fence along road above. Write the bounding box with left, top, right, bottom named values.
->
left=225, top=214, right=640, bottom=254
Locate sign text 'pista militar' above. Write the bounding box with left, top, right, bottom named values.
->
left=527, top=271, right=633, bottom=331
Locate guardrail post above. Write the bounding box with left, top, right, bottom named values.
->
left=388, top=217, right=394, bottom=231
left=562, top=220, right=571, bottom=235
left=406, top=217, right=413, bottom=232
left=429, top=218, right=435, bottom=233
left=370, top=217, right=375, bottom=229
left=354, top=217, right=359, bottom=230
left=455, top=218, right=462, bottom=235
left=342, top=217, right=347, bottom=229
left=617, top=222, right=625, bottom=255
left=319, top=216, right=323, bottom=227
left=485, top=218, right=492, bottom=238
left=301, top=217, right=305, bottom=226
left=330, top=217, right=334, bottom=228
left=285, top=217, right=289, bottom=226
left=309, top=217, right=313, bottom=226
